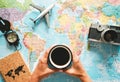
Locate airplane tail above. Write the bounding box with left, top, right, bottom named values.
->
left=29, top=4, right=33, bottom=7
left=29, top=18, right=36, bottom=23
left=30, top=4, right=35, bottom=9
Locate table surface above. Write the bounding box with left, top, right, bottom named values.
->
left=0, top=0, right=120, bottom=82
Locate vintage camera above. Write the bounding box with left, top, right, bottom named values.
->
left=88, top=23, right=120, bottom=45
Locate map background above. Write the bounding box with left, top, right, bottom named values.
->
left=0, top=0, right=120, bottom=82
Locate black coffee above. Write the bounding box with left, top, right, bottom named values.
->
left=51, top=47, right=70, bottom=65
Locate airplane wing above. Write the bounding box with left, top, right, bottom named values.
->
left=30, top=4, right=44, bottom=12
left=45, top=14, right=50, bottom=28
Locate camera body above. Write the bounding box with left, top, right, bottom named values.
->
left=88, top=23, right=120, bottom=45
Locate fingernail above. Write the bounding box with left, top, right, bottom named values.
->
left=59, top=70, right=63, bottom=72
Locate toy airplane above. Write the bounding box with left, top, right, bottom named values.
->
left=30, top=3, right=55, bottom=28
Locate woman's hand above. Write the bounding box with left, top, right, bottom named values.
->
left=64, top=50, right=92, bottom=82
left=29, top=47, right=92, bottom=82
left=29, top=49, right=57, bottom=82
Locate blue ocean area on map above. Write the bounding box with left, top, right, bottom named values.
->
left=102, top=2, right=120, bottom=18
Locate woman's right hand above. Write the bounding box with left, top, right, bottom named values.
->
left=63, top=50, right=92, bottom=82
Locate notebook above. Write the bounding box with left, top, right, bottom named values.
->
left=0, top=51, right=31, bottom=82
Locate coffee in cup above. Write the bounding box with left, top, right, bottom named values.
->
left=48, top=45, right=72, bottom=69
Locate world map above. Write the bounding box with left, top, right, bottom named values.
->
left=0, top=0, right=120, bottom=82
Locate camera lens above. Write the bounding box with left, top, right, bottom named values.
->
left=102, top=30, right=117, bottom=42
left=48, top=45, right=72, bottom=69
